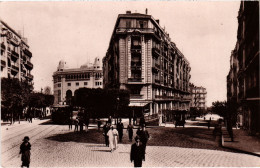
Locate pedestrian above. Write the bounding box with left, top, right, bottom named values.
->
left=103, top=122, right=110, bottom=147
left=85, top=117, right=90, bottom=132
left=139, top=116, right=145, bottom=127
left=68, top=117, right=73, bottom=130
left=74, top=117, right=79, bottom=132
left=127, top=122, right=134, bottom=142
left=112, top=126, right=119, bottom=150
left=108, top=116, right=112, bottom=125
left=20, top=136, right=31, bottom=168
left=117, top=119, right=124, bottom=142
left=107, top=126, right=118, bottom=152
left=130, top=136, right=145, bottom=167
left=133, top=115, right=137, bottom=125
left=139, top=125, right=149, bottom=154
left=97, top=118, right=101, bottom=130
left=29, top=113, right=32, bottom=123
left=79, top=118, right=84, bottom=132
left=136, top=126, right=142, bottom=137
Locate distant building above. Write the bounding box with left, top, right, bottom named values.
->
left=227, top=1, right=259, bottom=134
left=53, top=57, right=103, bottom=105
left=103, top=10, right=191, bottom=124
left=189, top=83, right=207, bottom=110
left=0, top=20, right=33, bottom=84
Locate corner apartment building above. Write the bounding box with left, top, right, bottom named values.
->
left=189, top=83, right=207, bottom=110
left=103, top=11, right=191, bottom=123
left=227, top=1, right=259, bottom=134
left=1, top=20, right=33, bottom=84
left=53, top=57, right=103, bottom=105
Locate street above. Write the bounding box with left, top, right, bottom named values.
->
left=1, top=119, right=260, bottom=167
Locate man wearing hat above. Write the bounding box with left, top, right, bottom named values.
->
left=130, top=136, right=145, bottom=167
left=20, top=136, right=31, bottom=168
left=116, top=119, right=124, bottom=143
left=139, top=124, right=149, bottom=154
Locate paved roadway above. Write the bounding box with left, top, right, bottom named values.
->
left=1, top=119, right=260, bottom=167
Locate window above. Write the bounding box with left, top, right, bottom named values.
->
left=76, top=82, right=79, bottom=86
left=58, top=84, right=61, bottom=87
left=67, top=83, right=71, bottom=86
left=84, top=82, right=88, bottom=85
left=126, top=20, right=131, bottom=28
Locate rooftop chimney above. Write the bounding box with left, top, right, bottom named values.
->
left=145, top=8, right=148, bottom=14
left=126, top=11, right=131, bottom=14
left=156, top=19, right=160, bottom=24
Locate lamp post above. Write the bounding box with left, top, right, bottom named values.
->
left=116, top=97, right=120, bottom=124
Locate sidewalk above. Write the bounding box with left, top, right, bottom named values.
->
left=223, top=128, right=260, bottom=157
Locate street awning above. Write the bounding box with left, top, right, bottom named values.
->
left=129, top=102, right=149, bottom=107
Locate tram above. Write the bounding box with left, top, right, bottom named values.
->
left=51, top=105, right=71, bottom=124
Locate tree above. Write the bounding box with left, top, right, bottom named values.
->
left=211, top=101, right=227, bottom=118
left=1, top=78, right=33, bottom=124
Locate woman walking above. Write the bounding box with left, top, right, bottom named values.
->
left=107, top=126, right=118, bottom=152
left=20, top=136, right=31, bottom=168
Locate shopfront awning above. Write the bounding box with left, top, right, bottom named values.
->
left=129, top=102, right=150, bottom=107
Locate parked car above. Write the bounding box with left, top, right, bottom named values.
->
left=175, top=120, right=185, bottom=128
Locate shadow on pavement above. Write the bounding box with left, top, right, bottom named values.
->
left=45, top=126, right=247, bottom=155
left=91, top=149, right=111, bottom=153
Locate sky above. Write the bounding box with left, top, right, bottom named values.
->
left=0, top=1, right=240, bottom=107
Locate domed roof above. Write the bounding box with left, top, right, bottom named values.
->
left=57, top=60, right=68, bottom=71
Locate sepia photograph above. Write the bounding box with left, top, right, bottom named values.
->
left=0, top=0, right=259, bottom=167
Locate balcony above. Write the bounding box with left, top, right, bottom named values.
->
left=23, top=48, right=32, bottom=57
left=128, top=78, right=143, bottom=82
left=11, top=50, right=19, bottom=60
left=25, top=60, right=33, bottom=69
left=152, top=48, right=160, bottom=58
left=11, top=64, right=19, bottom=72
left=130, top=94, right=143, bottom=99
left=131, top=49, right=142, bottom=54
left=155, top=95, right=174, bottom=100
left=131, top=65, right=142, bottom=71
left=1, top=42, right=6, bottom=51
left=27, top=74, right=34, bottom=80
left=116, top=27, right=154, bottom=35
left=1, top=59, right=6, bottom=67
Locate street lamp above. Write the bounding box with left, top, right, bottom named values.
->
left=116, top=97, right=120, bottom=124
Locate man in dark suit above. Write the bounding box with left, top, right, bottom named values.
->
left=103, top=122, right=110, bottom=146
left=130, top=136, right=145, bottom=167
left=140, top=125, right=149, bottom=154
left=117, top=119, right=124, bottom=142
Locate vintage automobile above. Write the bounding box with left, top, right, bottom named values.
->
left=175, top=119, right=185, bottom=128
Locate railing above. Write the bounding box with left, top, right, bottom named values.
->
left=11, top=50, right=19, bottom=59
left=152, top=61, right=160, bottom=70
left=116, top=27, right=154, bottom=34
left=128, top=78, right=143, bottom=82
left=11, top=64, right=19, bottom=72
left=27, top=74, right=34, bottom=79
left=131, top=49, right=142, bottom=54
left=152, top=48, right=160, bottom=58
left=130, top=94, right=143, bottom=99
left=1, top=43, right=6, bottom=50
left=1, top=59, right=6, bottom=67
left=25, top=60, right=33, bottom=69
left=131, top=65, right=142, bottom=71
left=24, top=48, right=32, bottom=57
